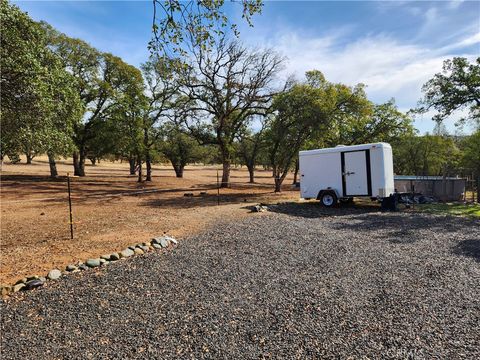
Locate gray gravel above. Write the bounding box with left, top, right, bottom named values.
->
left=1, top=203, right=479, bottom=359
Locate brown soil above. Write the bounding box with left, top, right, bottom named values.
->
left=0, top=156, right=298, bottom=285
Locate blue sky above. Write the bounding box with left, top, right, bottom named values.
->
left=14, top=0, right=480, bottom=134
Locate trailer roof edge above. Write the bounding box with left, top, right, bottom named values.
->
left=299, top=142, right=391, bottom=156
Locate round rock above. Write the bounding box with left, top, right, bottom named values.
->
left=15, top=278, right=27, bottom=285
left=159, top=238, right=170, bottom=248
left=1, top=285, right=12, bottom=296
left=13, top=283, right=25, bottom=293
left=86, top=259, right=101, bottom=268
left=66, top=264, right=78, bottom=272
left=120, top=248, right=134, bottom=258
left=110, top=253, right=120, bottom=261
left=47, top=269, right=62, bottom=280
left=134, top=248, right=144, bottom=255
left=24, top=279, right=44, bottom=290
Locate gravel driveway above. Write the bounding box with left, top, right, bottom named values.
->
left=1, top=203, right=479, bottom=359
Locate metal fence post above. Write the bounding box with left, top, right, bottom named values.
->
left=67, top=173, right=74, bottom=239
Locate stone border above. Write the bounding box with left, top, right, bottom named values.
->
left=0, top=235, right=178, bottom=298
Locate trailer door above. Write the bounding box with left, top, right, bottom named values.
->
left=342, top=150, right=372, bottom=196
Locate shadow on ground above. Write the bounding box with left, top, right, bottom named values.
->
left=268, top=201, right=381, bottom=219
left=142, top=190, right=277, bottom=209
left=453, top=239, right=480, bottom=262
left=269, top=202, right=480, bottom=262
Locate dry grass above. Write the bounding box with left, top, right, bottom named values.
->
left=0, top=156, right=298, bottom=285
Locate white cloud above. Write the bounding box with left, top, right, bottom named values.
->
left=247, top=28, right=478, bottom=134
left=272, top=32, right=440, bottom=99
left=456, top=32, right=480, bottom=48
left=448, top=0, right=465, bottom=10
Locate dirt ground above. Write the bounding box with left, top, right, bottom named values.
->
left=0, top=156, right=298, bottom=285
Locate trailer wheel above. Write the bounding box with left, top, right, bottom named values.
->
left=320, top=191, right=337, bottom=207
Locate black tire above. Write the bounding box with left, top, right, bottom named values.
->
left=320, top=191, right=337, bottom=207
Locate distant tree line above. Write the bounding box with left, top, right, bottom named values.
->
left=1, top=0, right=478, bottom=194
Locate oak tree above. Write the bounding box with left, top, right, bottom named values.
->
left=180, top=38, right=283, bottom=187
left=419, top=57, right=480, bottom=128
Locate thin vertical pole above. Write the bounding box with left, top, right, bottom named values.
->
left=67, top=173, right=74, bottom=239
left=412, top=184, right=415, bottom=211
left=216, top=169, right=220, bottom=206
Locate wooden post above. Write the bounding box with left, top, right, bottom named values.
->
left=67, top=173, right=74, bottom=239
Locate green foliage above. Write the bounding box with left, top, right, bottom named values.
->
left=151, top=0, right=263, bottom=55
left=392, top=134, right=460, bottom=176
left=418, top=57, right=480, bottom=128
left=180, top=39, right=283, bottom=186
left=330, top=100, right=414, bottom=146
left=459, top=130, right=480, bottom=176
left=106, top=61, right=147, bottom=160
left=236, top=115, right=270, bottom=177
left=159, top=124, right=203, bottom=177
left=140, top=57, right=181, bottom=148
left=43, top=23, right=149, bottom=175
left=0, top=0, right=82, bottom=163
left=268, top=71, right=372, bottom=191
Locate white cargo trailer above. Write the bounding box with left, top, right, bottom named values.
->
left=299, top=142, right=394, bottom=207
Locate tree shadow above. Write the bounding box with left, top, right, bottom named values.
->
left=268, top=201, right=381, bottom=219
left=387, top=229, right=417, bottom=244
left=269, top=202, right=480, bottom=262
left=453, top=240, right=480, bottom=262
left=1, top=174, right=67, bottom=183
left=141, top=190, right=276, bottom=210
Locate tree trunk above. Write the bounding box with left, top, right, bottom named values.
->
left=292, top=159, right=299, bottom=184
left=129, top=157, right=136, bottom=175
left=173, top=164, right=184, bottom=178
left=73, top=145, right=86, bottom=176
left=274, top=169, right=288, bottom=193
left=73, top=151, right=81, bottom=176
left=78, top=149, right=86, bottom=176
left=247, top=163, right=255, bottom=183
left=47, top=152, right=58, bottom=177
left=89, top=157, right=96, bottom=165
left=221, top=160, right=230, bottom=188
left=26, top=153, right=33, bottom=164
left=137, top=157, right=143, bottom=183
left=145, top=151, right=152, bottom=181
left=144, top=127, right=152, bottom=181
left=274, top=175, right=282, bottom=192
left=220, top=146, right=231, bottom=188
